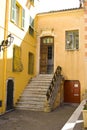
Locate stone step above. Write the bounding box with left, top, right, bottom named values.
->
left=29, top=82, right=51, bottom=86
left=18, top=101, right=44, bottom=105
left=23, top=89, right=47, bottom=93
left=24, top=88, right=48, bottom=91
left=22, top=91, right=46, bottom=95
left=22, top=93, right=46, bottom=97
left=17, top=105, right=44, bottom=110
left=19, top=99, right=45, bottom=103
left=20, top=96, right=46, bottom=101
left=26, top=85, right=49, bottom=89
left=16, top=106, right=44, bottom=111
left=31, top=77, right=53, bottom=80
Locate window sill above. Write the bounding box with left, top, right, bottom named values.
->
left=11, top=20, right=25, bottom=31
left=65, top=49, right=79, bottom=51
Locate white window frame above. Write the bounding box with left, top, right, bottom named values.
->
left=65, top=30, right=79, bottom=50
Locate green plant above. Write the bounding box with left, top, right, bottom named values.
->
left=83, top=100, right=87, bottom=110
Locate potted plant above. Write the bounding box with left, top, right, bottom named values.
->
left=83, top=100, right=87, bottom=128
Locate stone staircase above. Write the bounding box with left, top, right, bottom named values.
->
left=16, top=74, right=53, bottom=111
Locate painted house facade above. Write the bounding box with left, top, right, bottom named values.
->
left=0, top=0, right=87, bottom=114
left=35, top=8, right=85, bottom=104
left=0, top=0, right=36, bottom=114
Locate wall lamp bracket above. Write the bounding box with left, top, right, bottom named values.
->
left=0, top=34, right=14, bottom=52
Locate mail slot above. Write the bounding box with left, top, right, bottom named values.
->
left=74, top=84, right=79, bottom=88
left=74, top=94, right=79, bottom=96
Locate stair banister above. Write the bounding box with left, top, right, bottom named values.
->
left=46, top=66, right=64, bottom=110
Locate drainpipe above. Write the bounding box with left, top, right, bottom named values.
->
left=84, top=0, right=87, bottom=97
left=2, top=0, right=9, bottom=113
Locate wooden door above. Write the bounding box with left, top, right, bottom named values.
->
left=64, top=80, right=80, bottom=103
left=40, top=43, right=48, bottom=74
left=40, top=36, right=54, bottom=74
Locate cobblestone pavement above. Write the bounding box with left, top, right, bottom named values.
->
left=0, top=104, right=78, bottom=130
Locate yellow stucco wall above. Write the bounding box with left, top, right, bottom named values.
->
left=0, top=0, right=36, bottom=114
left=36, top=9, right=85, bottom=99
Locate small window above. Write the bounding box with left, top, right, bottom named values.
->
left=65, top=30, right=79, bottom=50
left=29, top=16, right=34, bottom=36
left=11, top=0, right=25, bottom=29
left=29, top=26, right=34, bottom=36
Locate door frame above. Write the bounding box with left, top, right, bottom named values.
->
left=64, top=80, right=81, bottom=103
left=6, top=78, right=14, bottom=111
left=40, top=36, right=54, bottom=74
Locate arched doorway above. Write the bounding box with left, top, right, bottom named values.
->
left=6, top=79, right=14, bottom=111
left=40, top=36, right=54, bottom=74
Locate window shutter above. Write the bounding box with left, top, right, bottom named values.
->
left=22, top=8, right=25, bottom=29
left=13, top=45, right=23, bottom=72
left=30, top=0, right=34, bottom=6
left=30, top=16, right=34, bottom=28
left=26, top=0, right=34, bottom=9
left=29, top=16, right=34, bottom=36
left=11, top=0, right=16, bottom=22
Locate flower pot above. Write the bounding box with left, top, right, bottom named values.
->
left=83, top=110, right=87, bottom=128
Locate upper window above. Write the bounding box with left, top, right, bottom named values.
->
left=29, top=16, right=34, bottom=36
left=42, top=37, right=54, bottom=44
left=11, top=0, right=25, bottom=29
left=30, top=0, right=34, bottom=6
left=65, top=30, right=79, bottom=50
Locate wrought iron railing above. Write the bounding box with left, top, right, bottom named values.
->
left=46, top=66, right=64, bottom=108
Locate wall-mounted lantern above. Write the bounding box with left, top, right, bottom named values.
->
left=0, top=34, right=14, bottom=51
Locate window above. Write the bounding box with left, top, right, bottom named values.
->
left=42, top=37, right=54, bottom=44
left=28, top=52, right=34, bottom=74
left=29, top=26, right=34, bottom=36
left=15, top=4, right=20, bottom=26
left=11, top=0, right=16, bottom=22
left=11, top=0, right=25, bottom=29
left=29, top=16, right=34, bottom=36
left=22, top=9, right=25, bottom=29
left=48, top=46, right=52, bottom=59
left=65, top=30, right=79, bottom=50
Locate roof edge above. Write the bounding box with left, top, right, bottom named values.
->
left=37, top=7, right=83, bottom=15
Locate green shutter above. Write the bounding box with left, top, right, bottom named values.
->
left=30, top=16, right=34, bottom=27
left=22, top=8, right=25, bottom=29
left=11, top=0, right=16, bottom=22
left=30, top=0, right=34, bottom=6
left=13, top=45, right=23, bottom=72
